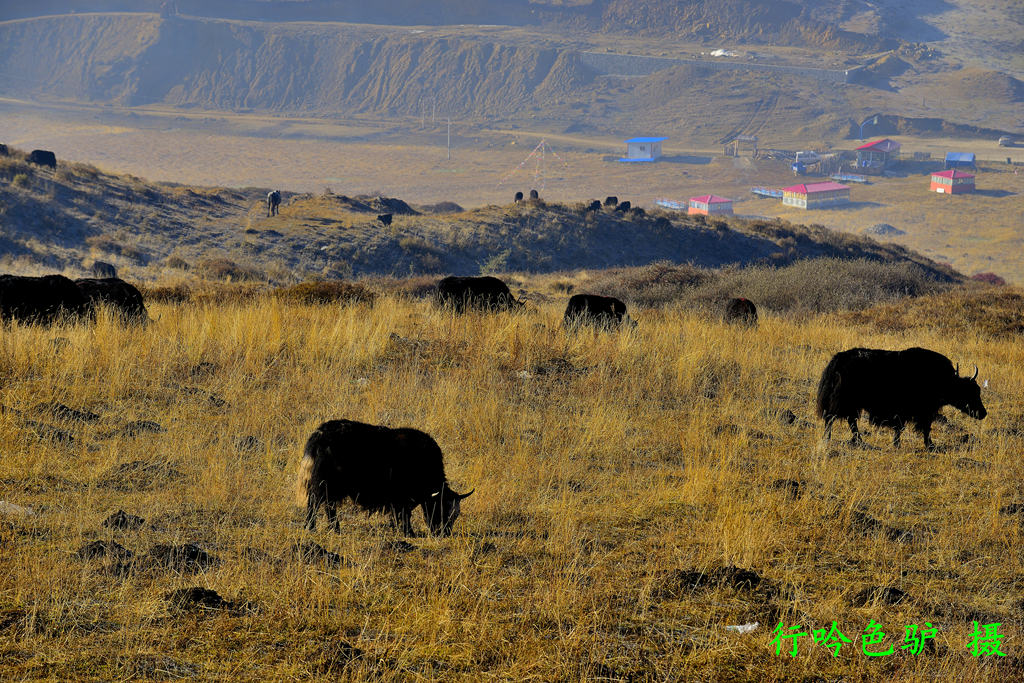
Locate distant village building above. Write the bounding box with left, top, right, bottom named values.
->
left=930, top=169, right=975, bottom=194
left=782, top=181, right=851, bottom=209
left=620, top=137, right=667, bottom=162
left=944, top=152, right=976, bottom=170
left=724, top=135, right=758, bottom=158
left=855, top=138, right=901, bottom=172
left=687, top=195, right=733, bottom=216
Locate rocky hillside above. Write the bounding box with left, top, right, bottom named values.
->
left=0, top=1, right=888, bottom=49
left=0, top=148, right=961, bottom=286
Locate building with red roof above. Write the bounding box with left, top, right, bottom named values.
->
left=930, top=169, right=975, bottom=194
left=687, top=195, right=733, bottom=216
left=855, top=138, right=901, bottom=173
left=782, top=181, right=850, bottom=209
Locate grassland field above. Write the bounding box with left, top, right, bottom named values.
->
left=1, top=283, right=1023, bottom=681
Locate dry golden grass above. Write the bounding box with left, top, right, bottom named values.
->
left=0, top=288, right=1022, bottom=681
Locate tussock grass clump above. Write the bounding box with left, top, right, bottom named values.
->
left=197, top=257, right=264, bottom=282
left=275, top=281, right=376, bottom=306
left=841, top=285, right=1024, bottom=337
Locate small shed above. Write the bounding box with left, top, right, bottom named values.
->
left=855, top=138, right=901, bottom=172
left=688, top=195, right=733, bottom=216
left=782, top=181, right=850, bottom=209
left=620, top=137, right=667, bottom=162
left=944, top=152, right=976, bottom=170
left=930, top=169, right=975, bottom=194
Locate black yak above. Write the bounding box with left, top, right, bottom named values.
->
left=91, top=261, right=117, bottom=279
left=514, top=191, right=524, bottom=203
left=529, top=189, right=539, bottom=200
left=0, top=274, right=93, bottom=325
left=28, top=149, right=56, bottom=168
left=296, top=419, right=473, bottom=536
left=75, top=277, right=149, bottom=324
left=816, top=347, right=987, bottom=449
left=603, top=196, right=618, bottom=207
left=563, top=294, right=635, bottom=329
left=587, top=200, right=601, bottom=212
left=435, top=276, right=523, bottom=313
left=266, top=190, right=281, bottom=217
left=614, top=201, right=631, bottom=213
left=377, top=213, right=393, bottom=226
left=725, top=298, right=758, bottom=326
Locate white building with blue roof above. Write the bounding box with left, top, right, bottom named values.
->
left=620, top=137, right=667, bottom=162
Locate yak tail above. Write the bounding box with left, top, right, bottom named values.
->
left=815, top=362, right=840, bottom=419
left=295, top=446, right=317, bottom=508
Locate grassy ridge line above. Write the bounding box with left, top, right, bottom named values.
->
left=0, top=293, right=1020, bottom=680
left=0, top=146, right=963, bottom=285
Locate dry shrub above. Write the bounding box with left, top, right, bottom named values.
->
left=197, top=258, right=263, bottom=282
left=841, top=285, right=1024, bottom=337
left=971, top=272, right=1007, bottom=286
left=585, top=261, right=711, bottom=307
left=275, top=281, right=376, bottom=306
left=165, top=256, right=190, bottom=271
left=140, top=283, right=192, bottom=303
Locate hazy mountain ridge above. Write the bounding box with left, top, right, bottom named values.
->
left=0, top=15, right=596, bottom=117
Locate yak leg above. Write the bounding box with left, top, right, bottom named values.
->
left=920, top=425, right=935, bottom=451
left=847, top=417, right=863, bottom=446
left=390, top=506, right=416, bottom=536
left=304, top=504, right=317, bottom=531
left=325, top=503, right=341, bottom=532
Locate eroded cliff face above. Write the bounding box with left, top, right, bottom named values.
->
left=0, top=14, right=597, bottom=116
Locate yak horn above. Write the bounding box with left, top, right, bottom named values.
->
left=457, top=488, right=475, bottom=500
left=971, top=365, right=979, bottom=381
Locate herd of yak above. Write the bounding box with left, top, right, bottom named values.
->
left=0, top=271, right=987, bottom=538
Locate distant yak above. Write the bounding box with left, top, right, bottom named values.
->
left=377, top=213, right=393, bottom=226
left=0, top=274, right=92, bottom=325
left=514, top=191, right=524, bottom=203
left=90, top=261, right=117, bottom=279
left=75, top=277, right=149, bottom=324
left=435, top=275, right=523, bottom=313
left=816, top=347, right=986, bottom=450
left=28, top=149, right=56, bottom=169
left=296, top=419, right=474, bottom=536
left=529, top=189, right=539, bottom=200
left=563, top=294, right=635, bottom=329
left=614, top=201, right=631, bottom=213
left=266, top=190, right=281, bottom=217
left=603, top=196, right=618, bottom=207
left=587, top=200, right=601, bottom=212
left=724, top=298, right=758, bottom=327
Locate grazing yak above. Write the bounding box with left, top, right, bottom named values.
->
left=91, top=261, right=117, bottom=279
left=266, top=190, right=281, bottom=217
left=614, top=201, right=631, bottom=213
left=514, top=191, right=524, bottom=203
left=563, top=294, right=635, bottom=329
left=75, top=277, right=149, bottom=324
left=28, top=149, right=57, bottom=168
left=435, top=275, right=523, bottom=313
left=587, top=200, right=601, bottom=212
left=296, top=419, right=473, bottom=536
left=377, top=213, right=393, bottom=226
left=816, top=347, right=986, bottom=450
left=0, top=274, right=93, bottom=325
left=725, top=297, right=758, bottom=327
left=603, top=196, right=618, bottom=207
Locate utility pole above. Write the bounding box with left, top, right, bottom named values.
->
left=447, top=117, right=451, bottom=160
